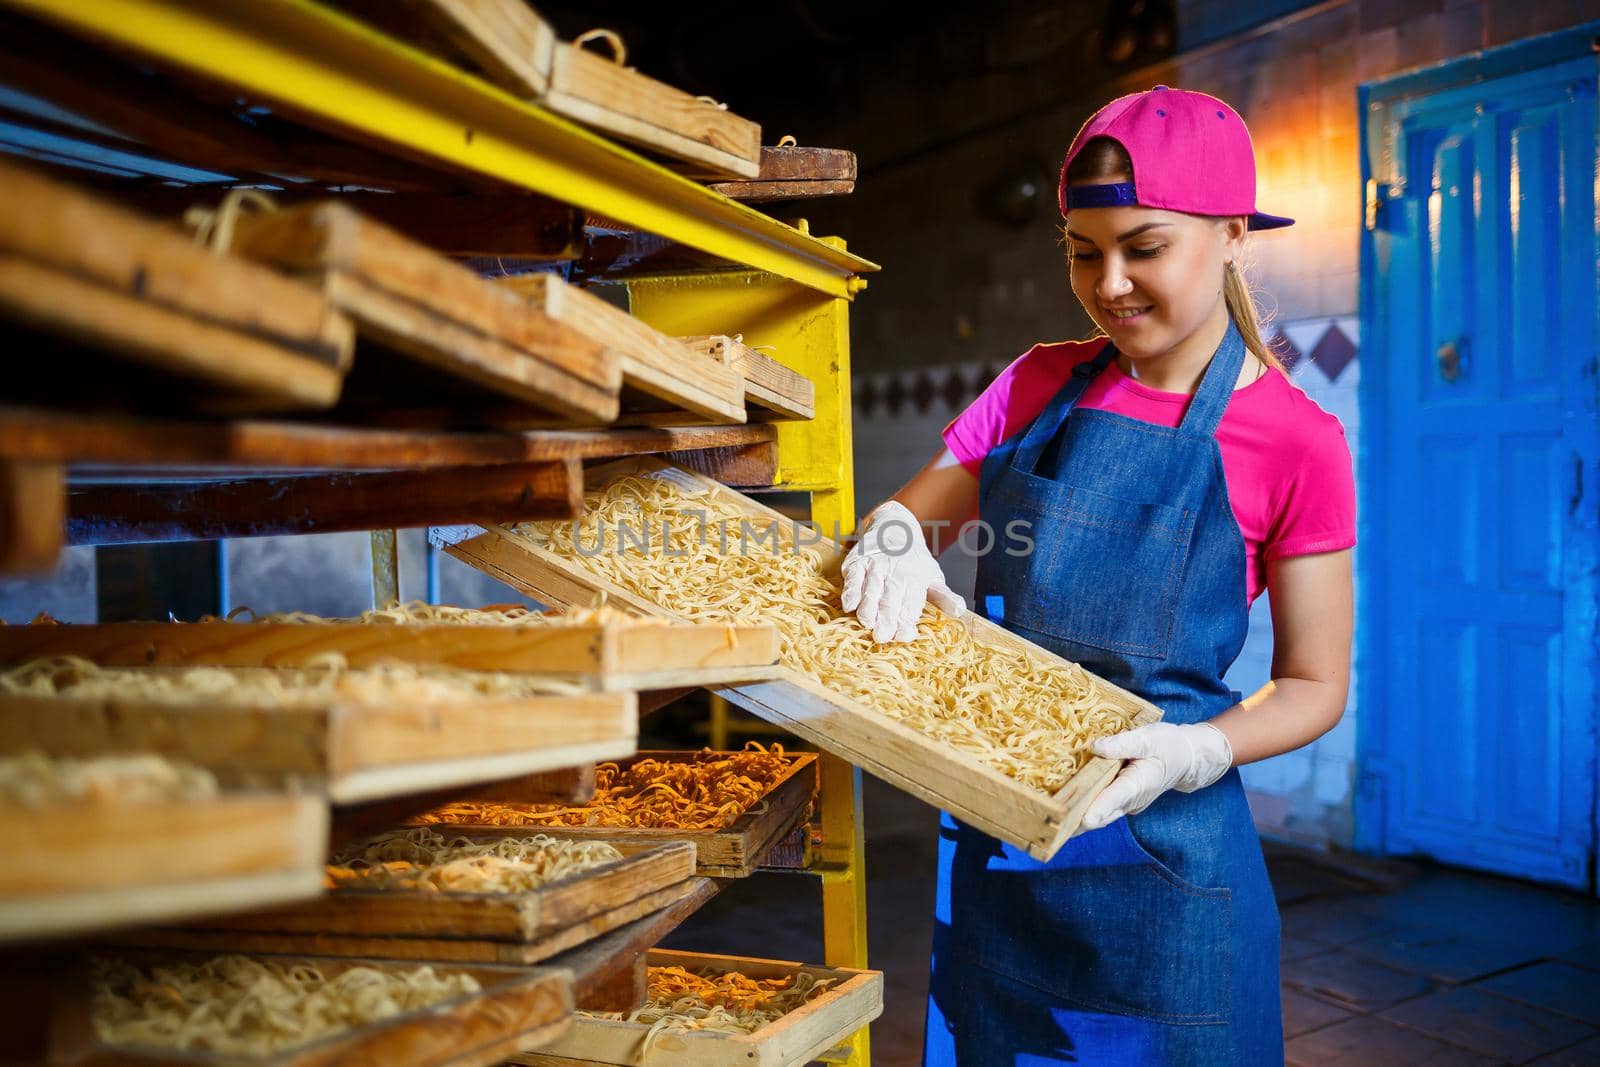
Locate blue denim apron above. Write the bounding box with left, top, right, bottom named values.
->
left=924, top=322, right=1282, bottom=1065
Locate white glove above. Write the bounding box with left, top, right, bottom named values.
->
left=840, top=500, right=965, bottom=643
left=1080, top=722, right=1234, bottom=831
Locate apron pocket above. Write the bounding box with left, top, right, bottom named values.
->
left=993, top=481, right=1195, bottom=661
left=950, top=852, right=1231, bottom=1024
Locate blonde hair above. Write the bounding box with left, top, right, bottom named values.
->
left=1063, top=137, right=1283, bottom=373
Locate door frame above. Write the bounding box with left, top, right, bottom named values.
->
left=1354, top=22, right=1600, bottom=888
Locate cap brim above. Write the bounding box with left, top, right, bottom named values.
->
left=1248, top=211, right=1295, bottom=230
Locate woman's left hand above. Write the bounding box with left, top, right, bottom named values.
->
left=1081, top=722, right=1234, bottom=831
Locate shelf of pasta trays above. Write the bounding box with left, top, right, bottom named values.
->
left=0, top=603, right=783, bottom=693
left=0, top=751, right=325, bottom=943
left=0, top=653, right=636, bottom=804
left=61, top=948, right=571, bottom=1067
left=119, top=830, right=708, bottom=967
left=509, top=949, right=883, bottom=1067
left=433, top=457, right=1162, bottom=861
left=412, top=746, right=819, bottom=877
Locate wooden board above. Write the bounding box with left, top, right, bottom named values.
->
left=678, top=336, right=815, bottom=421
left=704, top=145, right=858, bottom=201
left=75, top=952, right=571, bottom=1067
left=0, top=794, right=326, bottom=942
left=0, top=616, right=779, bottom=692
left=119, top=877, right=713, bottom=967
left=192, top=841, right=695, bottom=942
left=499, top=275, right=745, bottom=424
left=430, top=751, right=818, bottom=878
left=0, top=684, right=638, bottom=804
left=512, top=949, right=883, bottom=1067
left=1, top=460, right=62, bottom=573
left=702, top=179, right=855, bottom=203
left=332, top=0, right=556, bottom=98
left=441, top=457, right=1164, bottom=860
left=225, top=202, right=621, bottom=424
left=0, top=160, right=351, bottom=389
left=545, top=44, right=761, bottom=180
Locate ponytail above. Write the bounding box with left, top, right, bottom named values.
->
left=1223, top=260, right=1283, bottom=373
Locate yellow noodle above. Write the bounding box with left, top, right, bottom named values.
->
left=515, top=475, right=1133, bottom=793
left=327, top=828, right=623, bottom=894
left=91, top=955, right=479, bottom=1054
left=0, top=751, right=217, bottom=807
left=583, top=965, right=837, bottom=1045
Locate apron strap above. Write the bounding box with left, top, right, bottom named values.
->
left=1177, top=320, right=1248, bottom=438
left=1011, top=341, right=1119, bottom=474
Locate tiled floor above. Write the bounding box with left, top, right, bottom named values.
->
left=658, top=766, right=1600, bottom=1066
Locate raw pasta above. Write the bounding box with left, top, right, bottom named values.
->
left=327, top=828, right=623, bottom=894
left=584, top=965, right=837, bottom=1050
left=91, top=955, right=479, bottom=1054
left=516, top=474, right=1133, bottom=793
left=0, top=751, right=217, bottom=807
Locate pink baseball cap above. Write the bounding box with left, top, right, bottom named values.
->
left=1059, top=85, right=1293, bottom=230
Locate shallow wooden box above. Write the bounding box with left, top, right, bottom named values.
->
left=0, top=615, right=781, bottom=693
left=227, top=201, right=621, bottom=424
left=0, top=792, right=326, bottom=943
left=430, top=750, right=818, bottom=878
left=132, top=842, right=700, bottom=967
left=437, top=457, right=1162, bottom=861
left=74, top=951, right=571, bottom=1067
left=512, top=949, right=882, bottom=1067
left=0, top=676, right=638, bottom=804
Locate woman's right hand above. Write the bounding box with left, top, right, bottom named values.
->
left=840, top=500, right=966, bottom=643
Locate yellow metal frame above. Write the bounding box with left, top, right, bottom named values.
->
left=626, top=270, right=869, bottom=1066
left=6, top=0, right=879, bottom=298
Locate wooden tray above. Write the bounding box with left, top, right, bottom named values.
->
left=75, top=951, right=571, bottom=1067
left=194, top=840, right=695, bottom=943
left=0, top=616, right=781, bottom=692
left=116, top=877, right=715, bottom=968
left=226, top=202, right=620, bottom=424
left=545, top=42, right=760, bottom=181
left=674, top=336, right=815, bottom=423
left=332, top=0, right=556, bottom=98
left=0, top=161, right=350, bottom=412
left=1, top=793, right=326, bottom=943
left=430, top=750, right=818, bottom=878
left=498, top=274, right=745, bottom=424
left=439, top=457, right=1163, bottom=860
left=512, top=949, right=883, bottom=1067
left=0, top=680, right=637, bottom=804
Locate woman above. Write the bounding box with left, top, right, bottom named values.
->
left=842, top=87, right=1355, bottom=1064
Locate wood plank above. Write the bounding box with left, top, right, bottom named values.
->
left=65, top=460, right=580, bottom=544
left=0, top=460, right=62, bottom=573
left=702, top=179, right=856, bottom=203
left=332, top=0, right=556, bottom=99
left=574, top=952, right=646, bottom=1014
left=195, top=841, right=695, bottom=942
left=114, top=188, right=583, bottom=260
left=545, top=43, right=761, bottom=180
left=224, top=202, right=620, bottom=423
left=76, top=952, right=572, bottom=1067
left=0, top=159, right=352, bottom=372
left=499, top=275, right=745, bottom=424
left=541, top=876, right=720, bottom=1002
left=0, top=686, right=638, bottom=804
left=0, top=617, right=779, bottom=689
left=0, top=12, right=442, bottom=191
left=433, top=751, right=818, bottom=878
left=0, top=407, right=776, bottom=471
left=0, top=256, right=346, bottom=411
left=1, top=794, right=326, bottom=942
left=678, top=336, right=815, bottom=421
left=122, top=877, right=709, bottom=966
left=515, top=949, right=883, bottom=1067
left=750, top=145, right=858, bottom=183
left=445, top=457, right=1163, bottom=860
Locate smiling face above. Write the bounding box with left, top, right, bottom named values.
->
left=1065, top=176, right=1245, bottom=366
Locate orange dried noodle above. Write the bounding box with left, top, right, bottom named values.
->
left=584, top=965, right=838, bottom=1040
left=418, top=742, right=793, bottom=831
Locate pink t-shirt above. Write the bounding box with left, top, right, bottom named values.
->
left=943, top=339, right=1355, bottom=604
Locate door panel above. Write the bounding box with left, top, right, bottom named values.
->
left=1361, top=49, right=1598, bottom=889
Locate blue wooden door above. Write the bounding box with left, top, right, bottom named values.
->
left=1358, top=36, right=1600, bottom=890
